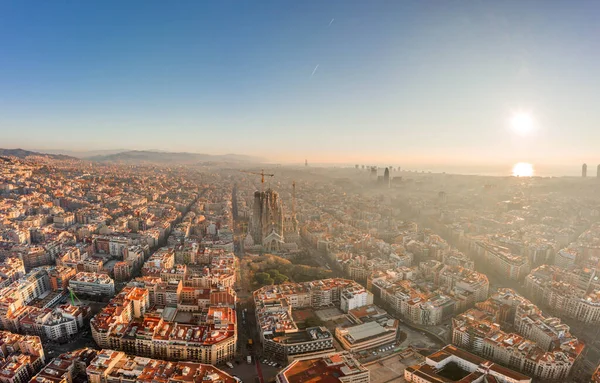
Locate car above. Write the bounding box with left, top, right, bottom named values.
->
left=226, top=362, right=234, bottom=369
left=262, top=359, right=268, bottom=364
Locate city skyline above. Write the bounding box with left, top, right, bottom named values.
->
left=3, top=2, right=600, bottom=381
left=2, top=1, right=600, bottom=169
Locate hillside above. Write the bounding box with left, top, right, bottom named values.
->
left=87, top=150, right=265, bottom=164
left=0, top=148, right=78, bottom=161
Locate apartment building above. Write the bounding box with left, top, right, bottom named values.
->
left=69, top=272, right=114, bottom=298
left=29, top=349, right=98, bottom=383
left=86, top=350, right=236, bottom=383
left=0, top=331, right=45, bottom=383
left=474, top=241, right=530, bottom=281
left=452, top=291, right=583, bottom=381
left=254, top=279, right=370, bottom=360
left=525, top=265, right=600, bottom=323
left=90, top=287, right=236, bottom=365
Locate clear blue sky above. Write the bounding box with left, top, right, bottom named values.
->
left=1, top=1, right=599, bottom=167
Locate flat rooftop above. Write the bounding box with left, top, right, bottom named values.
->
left=345, top=321, right=387, bottom=342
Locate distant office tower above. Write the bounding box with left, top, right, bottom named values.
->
left=582, top=163, right=587, bottom=177
left=384, top=167, right=390, bottom=187
left=305, top=159, right=308, bottom=167
left=438, top=191, right=447, bottom=204
left=597, top=164, right=600, bottom=178
left=355, top=164, right=359, bottom=169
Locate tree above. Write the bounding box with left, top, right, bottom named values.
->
left=267, top=269, right=281, bottom=278
left=273, top=273, right=289, bottom=284
left=255, top=272, right=274, bottom=286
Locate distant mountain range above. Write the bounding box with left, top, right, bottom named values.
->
left=87, top=150, right=265, bottom=164
left=1, top=148, right=265, bottom=165
left=0, top=148, right=78, bottom=161
left=36, top=149, right=128, bottom=158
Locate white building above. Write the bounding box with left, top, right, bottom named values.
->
left=340, top=288, right=373, bottom=313
left=69, top=272, right=115, bottom=298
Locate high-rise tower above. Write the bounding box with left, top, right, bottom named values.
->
left=597, top=164, right=600, bottom=178
left=384, top=167, right=390, bottom=187
left=582, top=163, right=588, bottom=178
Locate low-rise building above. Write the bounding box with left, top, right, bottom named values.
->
left=404, top=345, right=531, bottom=383
left=335, top=305, right=398, bottom=352
left=276, top=352, right=369, bottom=383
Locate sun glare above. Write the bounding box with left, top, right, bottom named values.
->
left=512, top=162, right=534, bottom=177
left=510, top=112, right=534, bottom=135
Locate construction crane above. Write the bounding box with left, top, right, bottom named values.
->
left=240, top=169, right=274, bottom=191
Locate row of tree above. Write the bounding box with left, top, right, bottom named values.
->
left=248, top=253, right=333, bottom=287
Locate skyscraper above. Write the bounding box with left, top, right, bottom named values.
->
left=582, top=163, right=587, bottom=177
left=597, top=164, right=600, bottom=178
left=384, top=167, right=390, bottom=187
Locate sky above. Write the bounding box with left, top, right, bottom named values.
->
left=1, top=1, right=600, bottom=170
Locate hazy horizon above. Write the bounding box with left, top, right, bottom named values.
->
left=1, top=145, right=595, bottom=177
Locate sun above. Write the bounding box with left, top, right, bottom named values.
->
left=512, top=162, right=534, bottom=177
left=510, top=112, right=535, bottom=135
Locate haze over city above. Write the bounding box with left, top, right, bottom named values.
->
left=2, top=1, right=600, bottom=175
left=3, top=3, right=600, bottom=383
